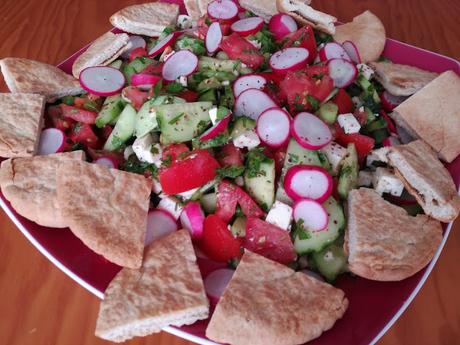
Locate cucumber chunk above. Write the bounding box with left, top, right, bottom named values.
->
left=200, top=193, right=217, bottom=214
left=95, top=95, right=124, bottom=128
left=244, top=159, right=275, bottom=210
left=199, top=56, right=249, bottom=73
left=317, top=102, right=338, bottom=124
left=109, top=59, right=123, bottom=69
left=123, top=57, right=155, bottom=83
left=311, top=244, right=348, bottom=282
left=337, top=143, right=359, bottom=199
left=231, top=217, right=246, bottom=237
left=230, top=116, right=256, bottom=139
left=103, top=104, right=137, bottom=151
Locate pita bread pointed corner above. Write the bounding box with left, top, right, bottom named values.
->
left=390, top=70, right=460, bottom=163
left=95, top=229, right=209, bottom=343
left=0, top=58, right=83, bottom=103
left=72, top=32, right=132, bottom=78
left=110, top=2, right=180, bottom=37
left=346, top=188, right=442, bottom=281
left=0, top=151, right=85, bottom=228
left=239, top=0, right=279, bottom=22
left=0, top=93, right=45, bottom=158
left=206, top=250, right=348, bottom=345
left=56, top=160, right=152, bottom=269
left=276, top=0, right=337, bottom=34
left=333, top=10, right=386, bottom=62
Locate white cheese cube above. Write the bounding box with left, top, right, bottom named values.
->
left=247, top=38, right=262, bottom=49
left=357, top=63, right=375, bottom=80
left=366, top=152, right=382, bottom=169
left=221, top=80, right=230, bottom=86
left=337, top=114, right=361, bottom=134
left=158, top=196, right=183, bottom=220
left=177, top=187, right=199, bottom=200
left=372, top=167, right=404, bottom=196
left=124, top=145, right=134, bottom=160
left=320, top=142, right=347, bottom=175
left=358, top=171, right=373, bottom=187
left=233, top=130, right=260, bottom=150
left=132, top=134, right=162, bottom=167
left=265, top=201, right=293, bottom=231
left=177, top=75, right=188, bottom=87
left=209, top=107, right=218, bottom=125
left=177, top=14, right=194, bottom=29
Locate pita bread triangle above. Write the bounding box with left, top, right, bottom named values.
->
left=95, top=229, right=209, bottom=342
left=206, top=251, right=348, bottom=345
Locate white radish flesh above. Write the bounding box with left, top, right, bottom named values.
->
left=206, top=22, right=223, bottom=54
left=231, top=17, right=264, bottom=36
left=269, top=13, right=297, bottom=40
left=342, top=41, right=361, bottom=64
left=284, top=165, right=333, bottom=203
left=162, top=50, right=198, bottom=81
left=328, top=58, right=358, bottom=88
left=180, top=201, right=205, bottom=239
left=256, top=107, right=291, bottom=148
left=291, top=112, right=332, bottom=150
left=145, top=209, right=178, bottom=246
left=269, top=47, right=309, bottom=74
left=233, top=74, right=267, bottom=97
left=318, top=42, right=351, bottom=62
left=200, top=114, right=231, bottom=141
left=204, top=268, right=235, bottom=304
left=293, top=199, right=329, bottom=232
left=122, top=35, right=147, bottom=59
left=79, top=66, right=125, bottom=97
left=94, top=157, right=118, bottom=169
left=234, top=88, right=276, bottom=120
left=207, top=0, right=238, bottom=21
left=148, top=33, right=177, bottom=57
left=38, top=128, right=66, bottom=155
left=131, top=73, right=161, bottom=90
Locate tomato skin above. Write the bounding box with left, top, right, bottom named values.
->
left=216, top=143, right=243, bottom=167
left=220, top=33, right=264, bottom=69
left=161, top=143, right=190, bottom=162
left=141, top=61, right=163, bottom=76
left=69, top=123, right=100, bottom=149
left=159, top=149, right=220, bottom=194
left=122, top=86, right=149, bottom=111
left=280, top=26, right=317, bottom=64
left=243, top=217, right=297, bottom=264
left=332, top=88, right=354, bottom=114
left=47, top=105, right=74, bottom=132
left=380, top=110, right=397, bottom=134
left=178, top=89, right=199, bottom=102
left=200, top=215, right=242, bottom=262
left=129, top=47, right=147, bottom=61
left=334, top=124, right=375, bottom=163
left=99, top=125, right=113, bottom=141
left=60, top=104, right=97, bottom=124
left=274, top=147, right=287, bottom=177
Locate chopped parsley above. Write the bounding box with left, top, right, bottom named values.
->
left=83, top=100, right=99, bottom=112
left=174, top=35, right=206, bottom=56
left=153, top=80, right=163, bottom=98
left=216, top=106, right=230, bottom=120
left=193, top=132, right=230, bottom=149
left=166, top=82, right=184, bottom=94
left=307, top=95, right=320, bottom=111
left=110, top=135, right=125, bottom=150
left=61, top=95, right=75, bottom=106
left=124, top=156, right=158, bottom=177
left=245, top=147, right=273, bottom=178
left=168, top=112, right=185, bottom=124
left=291, top=219, right=312, bottom=240
left=161, top=154, right=173, bottom=168
left=217, top=165, right=245, bottom=178
left=251, top=27, right=279, bottom=54
left=288, top=153, right=299, bottom=164
left=314, top=30, right=333, bottom=45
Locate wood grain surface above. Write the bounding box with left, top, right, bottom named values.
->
left=0, top=0, right=459, bottom=344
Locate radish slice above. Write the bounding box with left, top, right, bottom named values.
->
left=204, top=268, right=234, bottom=304
left=38, top=128, right=66, bottom=155
left=381, top=90, right=408, bottom=111
left=291, top=112, right=332, bottom=150
left=180, top=201, right=205, bottom=239
left=269, top=47, right=309, bottom=74
left=94, top=156, right=118, bottom=169
left=342, top=41, right=361, bottom=64
left=233, top=74, right=267, bottom=97
left=234, top=88, right=277, bottom=120
left=79, top=66, right=125, bottom=97
left=318, top=42, right=351, bottom=62
left=200, top=114, right=231, bottom=141
left=207, top=0, right=238, bottom=21
left=269, top=13, right=298, bottom=40
left=148, top=33, right=177, bottom=57
left=293, top=199, right=329, bottom=231
left=162, top=50, right=198, bottom=81
left=131, top=73, right=161, bottom=90
left=122, top=35, right=147, bottom=59
left=206, top=22, right=222, bottom=54
left=285, top=165, right=333, bottom=203
left=328, top=58, right=358, bottom=88
left=145, top=209, right=178, bottom=246
left=231, top=17, right=264, bottom=36
left=256, top=107, right=291, bottom=148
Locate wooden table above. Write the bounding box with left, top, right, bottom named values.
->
left=1, top=0, right=459, bottom=344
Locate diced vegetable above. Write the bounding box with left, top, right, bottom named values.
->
left=204, top=268, right=235, bottom=304
left=79, top=66, right=125, bottom=97
left=38, top=128, right=67, bottom=155
left=180, top=201, right=206, bottom=239
left=103, top=104, right=137, bottom=151
left=337, top=143, right=359, bottom=199
left=284, top=165, right=333, bottom=203
left=244, top=155, right=276, bottom=210
left=145, top=209, right=178, bottom=245
left=311, top=243, right=348, bottom=282
left=95, top=95, right=124, bottom=128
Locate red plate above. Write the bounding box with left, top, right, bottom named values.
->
left=2, top=3, right=460, bottom=344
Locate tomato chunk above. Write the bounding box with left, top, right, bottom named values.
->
left=216, top=143, right=243, bottom=167
left=178, top=89, right=199, bottom=102
left=47, top=105, right=74, bottom=132
left=129, top=47, right=147, bottom=61
left=243, top=217, right=297, bottom=264
left=60, top=104, right=97, bottom=124
left=220, top=33, right=264, bottom=69
left=122, top=86, right=149, bottom=110
left=334, top=125, right=375, bottom=163
left=162, top=143, right=190, bottom=162
left=332, top=88, right=354, bottom=114
left=280, top=26, right=317, bottom=64
left=69, top=123, right=99, bottom=149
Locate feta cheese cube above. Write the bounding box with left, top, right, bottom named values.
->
left=177, top=14, right=193, bottom=29
left=372, top=167, right=404, bottom=196
left=358, top=170, right=373, bottom=187
left=124, top=145, right=134, bottom=160
left=177, top=75, right=188, bottom=87
left=177, top=187, right=199, bottom=200
left=132, top=134, right=162, bottom=167
left=158, top=196, right=183, bottom=220
left=320, top=142, right=347, bottom=175
left=266, top=201, right=293, bottom=231
left=357, top=63, right=375, bottom=80
left=337, top=114, right=361, bottom=134
left=209, top=107, right=218, bottom=125
left=366, top=152, right=382, bottom=169
left=233, top=130, right=260, bottom=150
left=221, top=80, right=230, bottom=86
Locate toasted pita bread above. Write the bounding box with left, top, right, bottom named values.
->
left=333, top=11, right=385, bottom=62
left=369, top=62, right=438, bottom=96
left=72, top=32, right=131, bottom=78
left=276, top=0, right=336, bottom=34
left=0, top=58, right=83, bottom=102
left=0, top=93, right=45, bottom=157
left=391, top=71, right=460, bottom=163
left=110, top=2, right=179, bottom=37
left=95, top=230, right=209, bottom=342
left=206, top=251, right=348, bottom=345
left=56, top=160, right=152, bottom=269
left=197, top=0, right=214, bottom=18
left=184, top=0, right=201, bottom=20
left=0, top=151, right=85, bottom=228
left=240, top=0, right=280, bottom=22
left=346, top=188, right=442, bottom=281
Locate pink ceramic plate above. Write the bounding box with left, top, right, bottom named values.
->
left=2, top=2, right=460, bottom=344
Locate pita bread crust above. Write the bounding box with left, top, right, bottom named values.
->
left=391, top=71, right=460, bottom=163
left=369, top=62, right=438, bottom=96
left=56, top=161, right=152, bottom=269
left=0, top=58, right=83, bottom=102
left=0, top=93, right=45, bottom=157
left=184, top=0, right=201, bottom=19
left=110, top=2, right=179, bottom=37
left=346, top=188, right=442, bottom=281
left=333, top=10, right=386, bottom=62
left=240, top=0, right=279, bottom=22
left=95, top=230, right=209, bottom=342
left=0, top=151, right=85, bottom=228
left=72, top=32, right=130, bottom=78
left=206, top=251, right=348, bottom=345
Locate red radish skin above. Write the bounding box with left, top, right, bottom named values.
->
left=318, top=42, right=351, bottom=62
left=256, top=107, right=291, bottom=148
left=162, top=50, right=198, bottom=81
left=180, top=201, right=205, bottom=239
left=328, top=58, right=358, bottom=88
left=145, top=209, right=178, bottom=246
left=342, top=41, right=361, bottom=64
left=122, top=35, right=147, bottom=59
left=79, top=66, right=125, bottom=97
left=38, top=128, right=66, bottom=155
left=207, top=0, right=238, bottom=21
left=293, top=199, right=329, bottom=232
left=230, top=17, right=264, bottom=36
left=291, top=112, right=332, bottom=150
left=233, top=74, right=267, bottom=97
left=94, top=156, right=118, bottom=169
left=234, top=88, right=277, bottom=120
left=148, top=32, right=179, bottom=57
left=206, top=22, right=223, bottom=54
left=131, top=73, right=161, bottom=90
left=284, top=165, right=333, bottom=203
left=269, top=47, right=309, bottom=74
left=269, top=13, right=298, bottom=40
left=381, top=91, right=408, bottom=111
left=200, top=114, right=231, bottom=141
left=204, top=268, right=235, bottom=305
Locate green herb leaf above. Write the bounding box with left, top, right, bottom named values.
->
left=245, top=147, right=273, bottom=178
left=166, top=81, right=184, bottom=94
left=168, top=112, right=185, bottom=124
left=61, top=95, right=75, bottom=106
left=288, top=153, right=299, bottom=164
left=217, top=106, right=230, bottom=120
left=124, top=156, right=158, bottom=177
left=217, top=165, right=245, bottom=178
left=307, top=95, right=320, bottom=111
left=161, top=154, right=173, bottom=168
left=153, top=79, right=163, bottom=98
